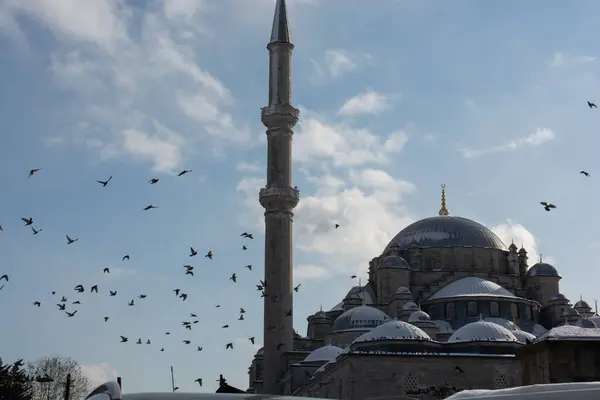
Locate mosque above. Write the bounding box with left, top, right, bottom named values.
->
left=249, top=1, right=600, bottom=398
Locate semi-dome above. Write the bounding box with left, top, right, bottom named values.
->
left=428, top=276, right=515, bottom=300
left=448, top=319, right=518, bottom=343
left=304, top=345, right=343, bottom=362
left=527, top=262, right=559, bottom=277
left=408, top=310, right=431, bottom=322
left=384, top=216, right=507, bottom=253
left=381, top=255, right=410, bottom=269
left=353, top=320, right=431, bottom=343
left=512, top=330, right=536, bottom=344
left=402, top=301, right=419, bottom=311
left=332, top=305, right=391, bottom=331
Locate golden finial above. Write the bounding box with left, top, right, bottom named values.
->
left=438, top=184, right=450, bottom=216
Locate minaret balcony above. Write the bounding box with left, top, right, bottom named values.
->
left=261, top=104, right=300, bottom=127
left=259, top=186, right=300, bottom=210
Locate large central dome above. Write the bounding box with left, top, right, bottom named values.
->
left=384, top=216, right=507, bottom=253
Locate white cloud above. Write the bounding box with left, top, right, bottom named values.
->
left=81, top=363, right=118, bottom=387
left=310, top=49, right=371, bottom=81
left=550, top=52, right=596, bottom=67
left=236, top=177, right=265, bottom=230
left=294, top=113, right=408, bottom=166
left=490, top=219, right=553, bottom=267
left=120, top=128, right=185, bottom=173
left=337, top=91, right=392, bottom=117
left=294, top=264, right=329, bottom=280
left=163, top=0, right=208, bottom=22
left=460, top=128, right=555, bottom=159
left=236, top=161, right=262, bottom=173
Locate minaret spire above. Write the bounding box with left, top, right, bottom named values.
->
left=259, top=0, right=300, bottom=395
left=438, top=184, right=450, bottom=216
left=270, top=0, right=291, bottom=44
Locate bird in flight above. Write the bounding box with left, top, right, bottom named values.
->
left=103, top=268, right=110, bottom=274
left=28, top=169, right=41, bottom=178
left=205, top=251, right=213, bottom=259
left=31, top=226, right=42, bottom=235
left=66, top=235, right=78, bottom=244
left=97, top=176, right=112, bottom=187
left=122, top=255, right=130, bottom=261
left=230, top=273, right=237, bottom=283
left=335, top=223, right=340, bottom=229
left=294, top=284, right=301, bottom=292
left=241, top=232, right=253, bottom=239
left=540, top=201, right=557, bottom=212
left=148, top=178, right=159, bottom=184
left=0, top=274, right=8, bottom=281
left=249, top=337, right=255, bottom=345
left=245, top=265, right=252, bottom=271
left=21, top=217, right=33, bottom=226
left=120, top=336, right=128, bottom=343
left=588, top=101, right=597, bottom=108
left=66, top=310, right=77, bottom=317
left=33, top=301, right=41, bottom=307
left=143, top=205, right=158, bottom=211
left=189, top=247, right=197, bottom=257
left=178, top=169, right=192, bottom=176
left=581, top=171, right=591, bottom=177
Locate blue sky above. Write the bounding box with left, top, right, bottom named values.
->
left=1, top=0, right=600, bottom=393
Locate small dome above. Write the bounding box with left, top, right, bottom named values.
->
left=518, top=247, right=527, bottom=254
left=484, top=318, right=520, bottom=331
left=526, top=262, right=559, bottom=277
left=532, top=324, right=548, bottom=337
left=381, top=255, right=410, bottom=269
left=402, top=301, right=419, bottom=311
left=408, top=310, right=431, bottom=322
left=353, top=320, right=431, bottom=343
left=395, top=286, right=412, bottom=295
left=448, top=319, right=518, bottom=343
left=574, top=300, right=591, bottom=309
left=313, top=310, right=330, bottom=319
left=428, top=276, right=515, bottom=300
left=332, top=305, right=391, bottom=331
left=256, top=347, right=264, bottom=355
left=304, top=345, right=343, bottom=362
left=512, top=330, right=536, bottom=344
left=562, top=308, right=579, bottom=317
left=550, top=293, right=568, bottom=301
left=509, top=243, right=518, bottom=251
left=576, top=319, right=597, bottom=328
left=588, top=315, right=600, bottom=327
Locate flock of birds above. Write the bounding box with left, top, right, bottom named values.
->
left=0, top=167, right=311, bottom=389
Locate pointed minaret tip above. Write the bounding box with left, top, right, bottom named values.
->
left=270, top=0, right=292, bottom=44
left=438, top=184, right=450, bottom=216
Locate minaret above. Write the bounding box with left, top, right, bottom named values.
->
left=259, top=0, right=300, bottom=395
left=439, top=184, right=450, bottom=216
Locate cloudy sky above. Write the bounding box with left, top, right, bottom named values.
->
left=1, top=0, right=600, bottom=394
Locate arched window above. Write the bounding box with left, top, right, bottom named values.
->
left=510, top=303, right=519, bottom=320
left=446, top=303, right=455, bottom=320
left=495, top=375, right=510, bottom=389
left=490, top=302, right=499, bottom=317
left=403, top=373, right=419, bottom=395
left=468, top=301, right=478, bottom=317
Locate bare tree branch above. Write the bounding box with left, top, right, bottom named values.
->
left=26, top=356, right=91, bottom=400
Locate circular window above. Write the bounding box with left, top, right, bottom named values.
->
left=495, top=375, right=510, bottom=389
left=403, top=373, right=419, bottom=394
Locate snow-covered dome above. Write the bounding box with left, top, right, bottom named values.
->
left=532, top=324, right=548, bottom=337
left=408, top=310, right=431, bottom=322
left=395, top=286, right=412, bottom=295
left=381, top=255, right=411, bottom=269
left=512, top=330, right=536, bottom=344
left=353, top=320, right=431, bottom=343
left=448, top=319, right=518, bottom=343
left=484, top=318, right=520, bottom=331
left=304, top=345, right=343, bottom=362
left=526, top=262, right=559, bottom=277
left=332, top=305, right=391, bottom=331
left=402, top=301, right=419, bottom=311
left=428, top=276, right=515, bottom=300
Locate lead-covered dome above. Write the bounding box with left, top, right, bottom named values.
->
left=448, top=319, right=518, bottom=343
left=384, top=216, right=507, bottom=252
left=304, top=345, right=343, bottom=362
left=428, top=276, right=515, bottom=300
left=353, top=320, right=431, bottom=343
left=332, top=305, right=391, bottom=331
left=512, top=330, right=536, bottom=344
left=527, top=262, right=559, bottom=277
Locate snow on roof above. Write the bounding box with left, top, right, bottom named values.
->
left=512, top=330, right=536, bottom=344
left=352, top=320, right=431, bottom=343
left=303, top=345, right=343, bottom=362
left=428, top=277, right=516, bottom=300
left=445, top=382, right=600, bottom=399
left=532, top=323, right=548, bottom=337
left=448, top=319, right=518, bottom=343
left=535, top=325, right=600, bottom=342
left=483, top=318, right=520, bottom=331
